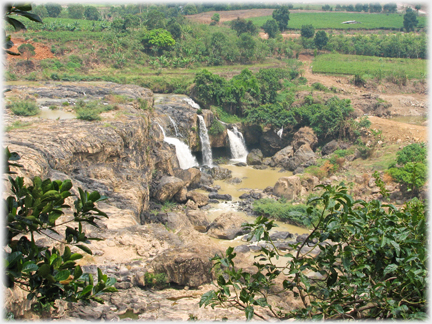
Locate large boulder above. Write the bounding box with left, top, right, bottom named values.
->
left=282, top=143, right=317, bottom=171
left=272, top=146, right=294, bottom=166
left=174, top=168, right=201, bottom=188
left=321, top=140, right=339, bottom=156
left=301, top=174, right=320, bottom=191
left=209, top=166, right=232, bottom=180
left=273, top=176, right=302, bottom=200
left=152, top=176, right=184, bottom=203
left=174, top=186, right=188, bottom=203
left=207, top=212, right=250, bottom=240
left=208, top=193, right=232, bottom=201
left=291, top=127, right=318, bottom=151
left=186, top=209, right=210, bottom=233
left=247, top=149, right=264, bottom=165
left=151, top=246, right=215, bottom=287
left=186, top=191, right=209, bottom=207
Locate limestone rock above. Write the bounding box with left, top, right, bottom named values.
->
left=291, top=127, right=318, bottom=151
left=208, top=166, right=232, bottom=180
left=174, top=168, right=201, bottom=189
left=247, top=149, right=264, bottom=165
left=186, top=191, right=209, bottom=207
left=273, top=176, right=302, bottom=200
left=207, top=212, right=250, bottom=240
left=272, top=146, right=294, bottom=166
left=283, top=143, right=317, bottom=171
left=153, top=176, right=184, bottom=203
left=208, top=193, right=232, bottom=201
left=174, top=187, right=188, bottom=203
left=186, top=209, right=210, bottom=233
left=321, top=140, right=339, bottom=156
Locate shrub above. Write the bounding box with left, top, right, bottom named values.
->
left=208, top=119, right=225, bottom=136
left=9, top=100, right=40, bottom=116
left=304, top=165, right=327, bottom=180
left=144, top=272, right=169, bottom=289
left=76, top=108, right=101, bottom=121
left=396, top=143, right=426, bottom=165
left=312, top=82, right=328, bottom=92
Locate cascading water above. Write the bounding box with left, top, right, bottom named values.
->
left=227, top=126, right=248, bottom=163
left=183, top=97, right=200, bottom=109
left=277, top=126, right=283, bottom=139
left=168, top=116, right=182, bottom=137
left=157, top=123, right=199, bottom=170
left=197, top=115, right=213, bottom=167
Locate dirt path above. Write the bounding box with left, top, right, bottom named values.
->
left=368, top=116, right=427, bottom=143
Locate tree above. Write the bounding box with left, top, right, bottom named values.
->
left=415, top=4, right=422, bottom=12
left=183, top=3, right=198, bottom=15
left=140, top=28, right=175, bottom=54
left=166, top=18, right=182, bottom=40
left=32, top=5, right=49, bottom=19
left=210, top=13, right=220, bottom=25
left=230, top=17, right=257, bottom=36
left=237, top=33, right=256, bottom=63
left=123, top=14, right=140, bottom=30
left=322, top=5, right=332, bottom=11
left=145, top=9, right=165, bottom=30
left=403, top=10, right=418, bottom=31
left=300, top=24, right=315, bottom=38
left=272, top=6, right=290, bottom=31
left=383, top=3, right=397, bottom=13
left=200, top=184, right=427, bottom=320
left=67, top=4, right=85, bottom=19
left=45, top=3, right=62, bottom=18
left=369, top=2, right=382, bottom=13
left=355, top=3, right=364, bottom=12
left=84, top=6, right=100, bottom=21
left=262, top=19, right=279, bottom=38
left=5, top=149, right=117, bottom=314
left=314, top=30, right=328, bottom=50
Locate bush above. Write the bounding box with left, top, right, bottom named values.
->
left=312, top=82, right=328, bottom=92
left=208, top=119, right=225, bottom=136
left=144, top=272, right=169, bottom=289
left=396, top=143, right=426, bottom=165
left=9, top=100, right=40, bottom=116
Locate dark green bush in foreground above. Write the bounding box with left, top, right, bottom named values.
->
left=9, top=100, right=40, bottom=116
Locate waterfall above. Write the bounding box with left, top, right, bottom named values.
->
left=157, top=124, right=199, bottom=170
left=169, top=116, right=182, bottom=137
left=227, top=126, right=248, bottom=163
left=277, top=126, right=283, bottom=139
left=197, top=115, right=213, bottom=167
left=183, top=97, right=200, bottom=109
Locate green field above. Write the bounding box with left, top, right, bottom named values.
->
left=249, top=12, right=427, bottom=30
left=312, top=53, right=427, bottom=78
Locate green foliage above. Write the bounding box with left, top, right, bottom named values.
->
left=208, top=119, right=225, bottom=136
left=311, top=82, right=328, bottom=92
left=45, top=3, right=62, bottom=18
left=395, top=142, right=426, bottom=165
left=300, top=24, right=315, bottom=38
left=5, top=149, right=117, bottom=312
left=211, top=13, right=220, bottom=23
left=272, top=6, right=290, bottom=31
left=67, top=4, right=85, bottom=19
left=314, top=30, right=328, bottom=50
left=262, top=19, right=279, bottom=38
left=140, top=28, right=175, bottom=54
left=84, top=6, right=100, bottom=21
left=201, top=184, right=427, bottom=320
left=74, top=100, right=114, bottom=121
left=403, top=10, right=418, bottom=32
left=252, top=198, right=320, bottom=227
left=230, top=17, right=258, bottom=36
left=9, top=100, right=40, bottom=116
left=144, top=272, right=169, bottom=289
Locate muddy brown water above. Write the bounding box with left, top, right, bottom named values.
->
left=38, top=106, right=76, bottom=120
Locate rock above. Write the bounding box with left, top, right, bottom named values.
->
left=321, top=140, right=340, bottom=156
left=253, top=165, right=268, bottom=170
left=258, top=128, right=290, bottom=157
left=201, top=185, right=219, bottom=192
left=301, top=174, right=320, bottom=191
left=282, top=143, right=317, bottom=171
left=207, top=212, right=251, bottom=240
left=272, top=146, right=294, bottom=166
left=174, top=168, right=201, bottom=189
left=273, top=176, right=302, bottom=200
left=247, top=149, right=264, bottom=165
left=208, top=193, right=232, bottom=201
left=225, top=177, right=242, bottom=184
left=209, top=166, right=232, bottom=180
left=368, top=178, right=376, bottom=188
left=293, top=166, right=304, bottom=174
left=151, top=246, right=215, bottom=287
left=270, top=231, right=294, bottom=241
left=234, top=245, right=250, bottom=253
left=263, top=186, right=273, bottom=193
left=186, top=209, right=210, bottom=233
left=174, top=187, right=188, bottom=203
left=186, top=191, right=209, bottom=207
left=250, top=191, right=262, bottom=200
left=208, top=199, right=220, bottom=204
left=185, top=200, right=198, bottom=210
left=153, top=176, right=184, bottom=203
left=198, top=172, right=214, bottom=186
left=291, top=127, right=318, bottom=151
left=262, top=157, right=272, bottom=166
left=239, top=193, right=251, bottom=199
left=234, top=162, right=247, bottom=167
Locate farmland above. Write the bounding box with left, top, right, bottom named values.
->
left=248, top=12, right=427, bottom=30
left=312, top=53, right=427, bottom=79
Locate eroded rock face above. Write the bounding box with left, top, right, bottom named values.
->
left=153, top=176, right=184, bottom=203
left=207, top=212, right=250, bottom=240
left=174, top=168, right=201, bottom=189
left=273, top=176, right=302, bottom=200
left=247, top=148, right=264, bottom=165
left=186, top=191, right=209, bottom=207
left=272, top=146, right=294, bottom=166
left=291, top=127, right=318, bottom=151
left=321, top=140, right=339, bottom=156
left=186, top=209, right=210, bottom=233
left=151, top=246, right=215, bottom=287
left=282, top=143, right=317, bottom=171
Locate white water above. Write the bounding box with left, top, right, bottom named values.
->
left=183, top=98, right=200, bottom=109
left=168, top=116, right=182, bottom=137
left=277, top=126, right=283, bottom=139
left=197, top=115, right=213, bottom=167
left=227, top=127, right=248, bottom=163
left=157, top=124, right=199, bottom=170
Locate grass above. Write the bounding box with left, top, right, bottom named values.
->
left=5, top=120, right=33, bottom=132
left=312, top=53, right=427, bottom=79
left=249, top=12, right=427, bottom=30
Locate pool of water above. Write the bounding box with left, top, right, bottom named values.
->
left=38, top=106, right=76, bottom=120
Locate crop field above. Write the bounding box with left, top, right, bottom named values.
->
left=312, top=53, right=427, bottom=79
left=249, top=12, right=427, bottom=30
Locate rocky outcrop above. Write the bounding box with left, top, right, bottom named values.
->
left=272, top=146, right=294, bottom=166
left=207, top=212, right=250, bottom=240
left=185, top=209, right=210, bottom=233
left=282, top=143, right=317, bottom=171
left=247, top=148, right=264, bottom=165
left=153, top=176, right=184, bottom=203
left=174, top=168, right=201, bottom=189
left=273, top=176, right=302, bottom=200
left=291, top=127, right=318, bottom=151
left=186, top=191, right=209, bottom=207
left=321, top=140, right=339, bottom=156
left=204, top=166, right=232, bottom=180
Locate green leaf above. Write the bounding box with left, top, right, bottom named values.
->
left=102, top=286, right=117, bottom=293
left=22, top=262, right=38, bottom=273
left=13, top=4, right=33, bottom=11
left=55, top=270, right=71, bottom=282
left=5, top=17, right=27, bottom=31
left=76, top=245, right=92, bottom=255
left=199, top=290, right=217, bottom=307
left=38, top=264, right=51, bottom=278
left=63, top=246, right=72, bottom=261
left=74, top=266, right=83, bottom=279
left=245, top=305, right=254, bottom=320
left=383, top=264, right=398, bottom=276
left=14, top=11, right=43, bottom=23
left=7, top=251, right=22, bottom=266
left=69, top=253, right=83, bottom=261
